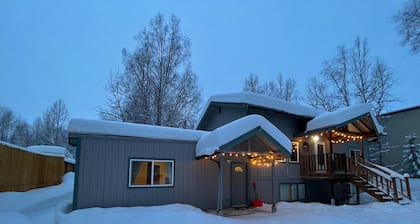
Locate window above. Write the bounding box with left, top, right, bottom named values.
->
left=303, top=142, right=309, bottom=152
left=279, top=183, right=306, bottom=201
left=290, top=142, right=299, bottom=163
left=129, top=159, right=174, bottom=187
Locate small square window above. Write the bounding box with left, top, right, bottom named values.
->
left=129, top=159, right=174, bottom=187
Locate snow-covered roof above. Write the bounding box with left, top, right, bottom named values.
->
left=306, top=104, right=383, bottom=134
left=68, top=119, right=207, bottom=142
left=27, top=145, right=75, bottom=164
left=196, top=115, right=291, bottom=157
left=0, top=141, right=75, bottom=163
left=196, top=92, right=323, bottom=128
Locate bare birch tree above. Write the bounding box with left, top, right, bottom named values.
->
left=99, top=14, right=202, bottom=128
left=243, top=73, right=263, bottom=93
left=305, top=37, right=396, bottom=115
left=243, top=73, right=298, bottom=102
left=394, top=0, right=420, bottom=55
left=0, top=106, right=17, bottom=142
left=39, top=99, right=69, bottom=145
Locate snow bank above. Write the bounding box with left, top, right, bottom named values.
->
left=57, top=204, right=227, bottom=224
left=0, top=172, right=74, bottom=212
left=68, top=119, right=207, bottom=142
left=306, top=104, right=383, bottom=134
left=196, top=92, right=323, bottom=128
left=196, top=115, right=291, bottom=157
left=1, top=173, right=420, bottom=224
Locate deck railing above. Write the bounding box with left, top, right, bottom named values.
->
left=300, top=153, right=412, bottom=203
left=300, top=153, right=347, bottom=176
left=348, top=157, right=411, bottom=202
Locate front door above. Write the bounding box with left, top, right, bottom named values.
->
left=231, top=162, right=247, bottom=207
left=316, top=142, right=326, bottom=171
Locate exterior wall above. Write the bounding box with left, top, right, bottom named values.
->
left=198, top=104, right=248, bottom=131
left=73, top=135, right=218, bottom=210
left=368, top=107, right=420, bottom=171
left=250, top=162, right=303, bottom=203
left=247, top=107, right=308, bottom=139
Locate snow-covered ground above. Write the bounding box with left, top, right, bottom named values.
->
left=1, top=173, right=419, bottom=224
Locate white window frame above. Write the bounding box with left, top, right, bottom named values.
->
left=128, top=159, right=174, bottom=188
left=289, top=142, right=300, bottom=163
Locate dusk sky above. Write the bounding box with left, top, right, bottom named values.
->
left=1, top=0, right=419, bottom=124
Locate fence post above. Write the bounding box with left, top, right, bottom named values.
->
left=391, top=176, right=399, bottom=203
left=404, top=173, right=411, bottom=200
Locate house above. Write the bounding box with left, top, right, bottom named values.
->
left=69, top=92, right=411, bottom=211
left=368, top=106, right=420, bottom=176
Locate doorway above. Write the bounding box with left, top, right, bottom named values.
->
left=231, top=162, right=247, bottom=207
left=316, top=142, right=326, bottom=171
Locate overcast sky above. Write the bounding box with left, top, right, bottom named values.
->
left=1, top=0, right=419, bottom=123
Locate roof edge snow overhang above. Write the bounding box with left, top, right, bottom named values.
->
left=194, top=92, right=324, bottom=130
left=303, top=112, right=382, bottom=138
left=195, top=114, right=292, bottom=158
left=218, top=127, right=291, bottom=157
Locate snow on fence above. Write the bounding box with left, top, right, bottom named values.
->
left=0, top=142, right=65, bottom=192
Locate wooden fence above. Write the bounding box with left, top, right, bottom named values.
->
left=0, top=143, right=64, bottom=192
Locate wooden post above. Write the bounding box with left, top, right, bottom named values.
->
left=271, top=156, right=276, bottom=213
left=356, top=187, right=360, bottom=204
left=391, top=177, right=399, bottom=203
left=405, top=174, right=412, bottom=200
left=217, top=159, right=223, bottom=213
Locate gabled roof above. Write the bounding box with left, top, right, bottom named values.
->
left=196, top=115, right=291, bottom=157
left=195, top=92, right=324, bottom=129
left=380, top=105, right=420, bottom=117
left=68, top=119, right=207, bottom=142
left=305, top=104, right=383, bottom=136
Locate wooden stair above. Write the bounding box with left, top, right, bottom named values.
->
left=348, top=157, right=412, bottom=204
left=350, top=177, right=401, bottom=202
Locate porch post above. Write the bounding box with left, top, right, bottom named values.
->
left=271, top=155, right=276, bottom=212
left=329, top=132, right=334, bottom=172
left=217, top=159, right=223, bottom=213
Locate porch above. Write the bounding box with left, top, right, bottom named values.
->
left=299, top=152, right=412, bottom=203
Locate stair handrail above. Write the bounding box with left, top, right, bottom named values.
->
left=349, top=157, right=411, bottom=202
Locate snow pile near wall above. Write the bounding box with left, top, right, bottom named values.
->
left=68, top=119, right=207, bottom=142
left=196, top=115, right=291, bottom=157
left=306, top=104, right=383, bottom=134
left=196, top=92, right=323, bottom=128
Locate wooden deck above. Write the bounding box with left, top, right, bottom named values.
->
left=300, top=153, right=349, bottom=179
left=300, top=153, right=412, bottom=203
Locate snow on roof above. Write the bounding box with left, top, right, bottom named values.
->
left=196, top=114, right=291, bottom=157
left=27, top=145, right=69, bottom=158
left=306, top=104, right=383, bottom=134
left=0, top=141, right=74, bottom=162
left=68, top=119, right=207, bottom=142
left=0, top=140, right=27, bottom=151
left=196, top=92, right=324, bottom=128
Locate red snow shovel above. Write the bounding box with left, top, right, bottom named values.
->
left=252, top=181, right=263, bottom=207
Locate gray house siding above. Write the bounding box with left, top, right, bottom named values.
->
left=197, top=104, right=247, bottom=131
left=73, top=135, right=218, bottom=210
left=246, top=107, right=309, bottom=139
left=368, top=107, right=420, bottom=171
